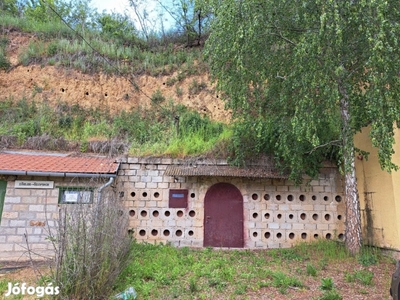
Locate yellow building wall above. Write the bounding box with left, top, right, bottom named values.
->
left=354, top=127, right=400, bottom=250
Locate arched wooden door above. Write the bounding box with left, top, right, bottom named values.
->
left=203, top=182, right=244, bottom=248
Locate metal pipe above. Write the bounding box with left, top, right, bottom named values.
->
left=97, top=177, right=114, bottom=201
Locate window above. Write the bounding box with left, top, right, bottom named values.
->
left=58, top=187, right=93, bottom=204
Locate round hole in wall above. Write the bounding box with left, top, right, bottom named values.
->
left=119, top=191, right=124, bottom=198
left=177, top=210, right=184, bottom=217
left=253, top=212, right=258, bottom=219
left=142, top=192, right=148, bottom=197
left=277, top=214, right=282, bottom=219
left=252, top=193, right=258, bottom=200
left=163, top=229, right=170, bottom=236
left=129, top=210, right=136, bottom=217
left=312, top=195, right=317, bottom=200
left=189, top=210, right=196, bottom=217
left=314, top=234, right=319, bottom=239
left=154, top=192, right=160, bottom=198
left=300, top=213, right=306, bottom=220
left=312, top=214, right=318, bottom=221
left=335, top=195, right=342, bottom=202
left=264, top=194, right=270, bottom=200
left=190, top=193, right=195, bottom=198
left=176, top=230, right=183, bottom=237
left=264, top=213, right=270, bottom=219
left=326, top=233, right=332, bottom=240
left=337, top=215, right=342, bottom=220
left=287, top=194, right=294, bottom=201
left=188, top=230, right=194, bottom=236
left=299, top=194, right=305, bottom=201
left=139, top=230, right=146, bottom=236
left=165, top=211, right=171, bottom=217
left=289, top=214, right=294, bottom=219
left=140, top=210, right=147, bottom=217
left=324, top=214, right=331, bottom=221
left=128, top=229, right=133, bottom=236
left=289, top=232, right=295, bottom=239
left=253, top=232, right=258, bottom=237
left=152, top=210, right=159, bottom=217
left=276, top=195, right=281, bottom=201
left=85, top=91, right=89, bottom=96
left=338, top=233, right=344, bottom=241
left=151, top=229, right=158, bottom=236
left=277, top=233, right=282, bottom=239
left=265, top=232, right=271, bottom=239
left=324, top=196, right=329, bottom=201
left=301, top=233, right=307, bottom=239
left=130, top=192, right=136, bottom=197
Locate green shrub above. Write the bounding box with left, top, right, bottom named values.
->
left=320, top=277, right=334, bottom=291
left=306, top=263, right=317, bottom=276
left=318, top=290, right=343, bottom=300
left=151, top=89, right=166, bottom=105
left=357, top=247, right=379, bottom=266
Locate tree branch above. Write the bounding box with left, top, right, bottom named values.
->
left=305, top=139, right=342, bottom=154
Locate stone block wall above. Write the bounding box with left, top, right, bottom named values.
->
left=117, top=157, right=345, bottom=249
left=0, top=176, right=106, bottom=261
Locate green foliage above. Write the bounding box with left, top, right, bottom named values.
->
left=0, top=97, right=227, bottom=156
left=317, top=290, right=343, bottom=300
left=188, top=79, right=207, bottom=95
left=306, top=263, right=317, bottom=277
left=0, top=39, right=10, bottom=70
left=345, top=270, right=374, bottom=286
left=97, top=12, right=140, bottom=47
left=0, top=0, right=20, bottom=16
left=320, top=278, right=334, bottom=291
left=357, top=247, right=379, bottom=266
left=206, top=0, right=400, bottom=180
left=271, top=271, right=303, bottom=294
left=151, top=89, right=166, bottom=105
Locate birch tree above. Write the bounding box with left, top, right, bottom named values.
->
left=205, top=0, right=400, bottom=254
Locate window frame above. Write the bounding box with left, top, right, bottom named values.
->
left=58, top=186, right=94, bottom=204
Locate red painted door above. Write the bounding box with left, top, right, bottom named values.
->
left=203, top=182, right=244, bottom=248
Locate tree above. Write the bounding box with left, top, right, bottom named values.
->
left=205, top=0, right=400, bottom=254
left=0, top=0, right=21, bottom=16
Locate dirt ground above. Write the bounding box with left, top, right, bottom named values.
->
left=1, top=30, right=231, bottom=123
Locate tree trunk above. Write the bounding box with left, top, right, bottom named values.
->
left=343, top=149, right=362, bottom=255
left=339, top=81, right=362, bottom=255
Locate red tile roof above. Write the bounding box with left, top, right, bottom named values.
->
left=0, top=153, right=119, bottom=174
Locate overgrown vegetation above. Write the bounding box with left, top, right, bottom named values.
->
left=1, top=2, right=208, bottom=77
left=111, top=240, right=391, bottom=299
left=0, top=240, right=393, bottom=299
left=0, top=97, right=230, bottom=157
left=51, top=186, right=133, bottom=299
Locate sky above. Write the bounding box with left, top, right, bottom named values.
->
left=90, top=0, right=133, bottom=15
left=89, top=0, right=174, bottom=31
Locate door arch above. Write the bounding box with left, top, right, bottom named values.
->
left=203, top=182, right=244, bottom=248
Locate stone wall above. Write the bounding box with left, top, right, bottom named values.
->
left=117, top=157, right=345, bottom=249
left=0, top=176, right=106, bottom=261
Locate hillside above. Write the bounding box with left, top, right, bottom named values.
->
left=0, top=28, right=232, bottom=157
left=2, top=30, right=230, bottom=122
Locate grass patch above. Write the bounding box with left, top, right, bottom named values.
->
left=114, top=240, right=369, bottom=299
left=0, top=97, right=229, bottom=157
left=344, top=269, right=374, bottom=286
